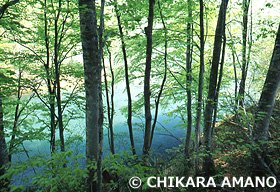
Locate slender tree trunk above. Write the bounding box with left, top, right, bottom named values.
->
left=0, top=0, right=22, bottom=189
left=79, top=0, right=104, bottom=191
left=44, top=0, right=56, bottom=153
left=8, top=69, right=22, bottom=162
left=184, top=0, right=193, bottom=159
left=238, top=0, right=251, bottom=107
left=252, top=23, right=280, bottom=179
left=202, top=0, right=228, bottom=177
left=108, top=47, right=115, bottom=155
left=211, top=33, right=226, bottom=140
left=150, top=0, right=167, bottom=146
left=97, top=1, right=105, bottom=190
left=0, top=91, right=9, bottom=190
left=54, top=0, right=65, bottom=152
left=103, top=53, right=115, bottom=154
left=50, top=94, right=56, bottom=153
left=143, top=0, right=155, bottom=163
left=113, top=0, right=136, bottom=155
left=194, top=0, right=204, bottom=173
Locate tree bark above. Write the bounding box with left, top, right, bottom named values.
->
left=79, top=0, right=104, bottom=191
left=0, top=92, right=9, bottom=190
left=0, top=3, right=19, bottom=188
left=252, top=23, right=280, bottom=178
left=150, top=0, right=167, bottom=146
left=238, top=0, right=251, bottom=107
left=194, top=0, right=204, bottom=173
left=202, top=0, right=229, bottom=177
left=54, top=0, right=65, bottom=153
left=8, top=69, right=22, bottom=162
left=43, top=0, right=56, bottom=154
left=109, top=48, right=115, bottom=155
left=184, top=0, right=193, bottom=159
left=0, top=0, right=19, bottom=19
left=143, top=0, right=155, bottom=163
left=97, top=1, right=105, bottom=190
left=103, top=48, right=115, bottom=154
left=211, top=33, right=226, bottom=140
left=113, top=0, right=136, bottom=155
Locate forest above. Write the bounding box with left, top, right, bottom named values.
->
left=0, top=0, right=280, bottom=191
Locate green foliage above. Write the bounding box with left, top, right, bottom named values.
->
left=103, top=151, right=154, bottom=191
left=2, top=151, right=86, bottom=192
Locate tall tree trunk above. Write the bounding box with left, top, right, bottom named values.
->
left=50, top=93, right=56, bottom=153
left=202, top=0, right=229, bottom=177
left=238, top=0, right=251, bottom=107
left=97, top=1, right=105, bottom=190
left=0, top=0, right=27, bottom=189
left=184, top=0, right=193, bottom=159
left=79, top=0, right=104, bottom=191
left=8, top=69, right=22, bottom=162
left=109, top=48, right=115, bottom=155
left=143, top=0, right=155, bottom=163
left=150, top=0, right=167, bottom=146
left=103, top=47, right=115, bottom=154
left=113, top=0, right=136, bottom=155
left=251, top=23, right=280, bottom=180
left=194, top=0, right=204, bottom=173
left=54, top=0, right=65, bottom=152
left=0, top=92, right=9, bottom=190
left=43, top=0, right=56, bottom=153
left=211, top=33, right=226, bottom=139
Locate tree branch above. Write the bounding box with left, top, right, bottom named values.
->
left=0, top=0, right=19, bottom=19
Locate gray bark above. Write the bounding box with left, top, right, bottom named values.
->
left=0, top=1, right=19, bottom=188
left=0, top=92, right=9, bottom=190
left=252, top=23, right=280, bottom=177
left=113, top=0, right=136, bottom=155
left=211, top=33, right=226, bottom=140
left=79, top=0, right=103, bottom=191
left=43, top=0, right=56, bottom=153
left=103, top=47, right=115, bottom=154
left=184, top=0, right=193, bottom=159
left=202, top=0, right=228, bottom=177
left=238, top=0, right=251, bottom=107
left=143, top=0, right=155, bottom=163
left=150, top=0, right=167, bottom=147
left=9, top=69, right=22, bottom=162
left=54, top=0, right=65, bottom=153
left=194, top=0, right=204, bottom=173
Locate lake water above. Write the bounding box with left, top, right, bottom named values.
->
left=11, top=81, right=186, bottom=163
left=8, top=81, right=186, bottom=186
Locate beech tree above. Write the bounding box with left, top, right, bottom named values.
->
left=143, top=0, right=155, bottom=163
left=202, top=0, right=229, bottom=177
left=112, top=0, right=136, bottom=155
left=79, top=0, right=104, bottom=191
left=237, top=0, right=252, bottom=108
left=0, top=0, right=20, bottom=189
left=184, top=0, right=193, bottom=159
left=0, top=91, right=9, bottom=190
left=251, top=23, right=280, bottom=183
left=194, top=0, right=204, bottom=173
